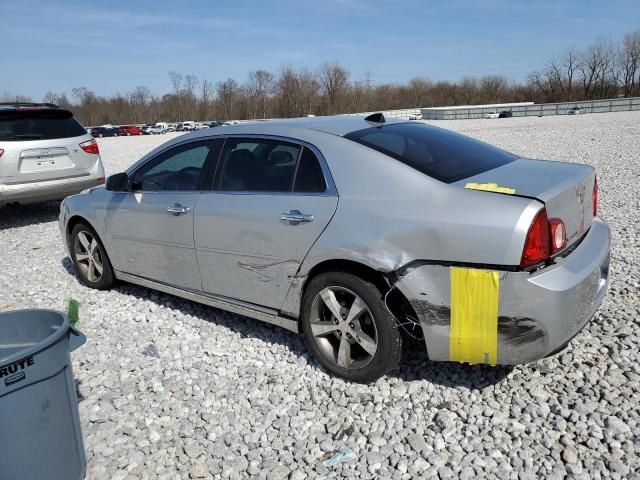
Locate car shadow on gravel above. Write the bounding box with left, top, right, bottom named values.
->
left=394, top=344, right=514, bottom=389
left=61, top=256, right=513, bottom=388
left=0, top=201, right=60, bottom=229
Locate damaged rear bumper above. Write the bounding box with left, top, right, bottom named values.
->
left=395, top=218, right=611, bottom=365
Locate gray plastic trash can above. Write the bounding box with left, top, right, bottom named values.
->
left=0, top=309, right=87, bottom=480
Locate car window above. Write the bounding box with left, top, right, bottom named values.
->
left=294, top=147, right=327, bottom=193
left=0, top=109, right=87, bottom=141
left=216, top=138, right=302, bottom=192
left=132, top=140, right=216, bottom=191
left=345, top=122, right=517, bottom=183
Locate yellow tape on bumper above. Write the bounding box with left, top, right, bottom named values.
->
left=449, top=267, right=499, bottom=365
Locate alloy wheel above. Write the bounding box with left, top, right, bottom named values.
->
left=309, top=286, right=378, bottom=369
left=74, top=230, right=104, bottom=283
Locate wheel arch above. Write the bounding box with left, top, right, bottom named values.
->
left=289, top=259, right=423, bottom=348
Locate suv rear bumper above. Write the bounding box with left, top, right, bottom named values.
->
left=0, top=162, right=105, bottom=206
left=395, top=218, right=611, bottom=365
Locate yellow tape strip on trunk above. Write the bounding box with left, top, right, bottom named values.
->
left=465, top=182, right=516, bottom=195
left=449, top=267, right=499, bottom=365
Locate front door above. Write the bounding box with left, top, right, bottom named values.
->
left=195, top=137, right=338, bottom=309
left=105, top=139, right=222, bottom=291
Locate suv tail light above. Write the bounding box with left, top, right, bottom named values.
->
left=79, top=139, right=99, bottom=155
left=520, top=208, right=551, bottom=268
left=593, top=176, right=598, bottom=217
left=0, top=149, right=4, bottom=158
left=549, top=218, right=567, bottom=253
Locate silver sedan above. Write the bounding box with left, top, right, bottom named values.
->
left=59, top=114, right=610, bottom=382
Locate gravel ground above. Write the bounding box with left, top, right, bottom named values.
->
left=1, top=112, right=638, bottom=479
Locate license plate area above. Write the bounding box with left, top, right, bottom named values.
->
left=19, top=154, right=74, bottom=173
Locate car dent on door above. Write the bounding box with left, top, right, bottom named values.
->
left=195, top=192, right=337, bottom=310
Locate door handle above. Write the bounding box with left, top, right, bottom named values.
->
left=280, top=210, right=314, bottom=224
left=167, top=204, right=191, bottom=215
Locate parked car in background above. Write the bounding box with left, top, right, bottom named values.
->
left=147, top=124, right=168, bottom=135
left=119, top=125, right=142, bottom=136
left=194, top=123, right=209, bottom=130
left=499, top=111, right=513, bottom=118
left=568, top=106, right=582, bottom=115
left=59, top=113, right=609, bottom=382
left=485, top=111, right=499, bottom=119
left=409, top=112, right=423, bottom=120
left=0, top=102, right=105, bottom=206
left=181, top=121, right=197, bottom=131
left=90, top=126, right=119, bottom=137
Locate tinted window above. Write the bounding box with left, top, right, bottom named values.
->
left=132, top=141, right=214, bottom=191
left=216, top=138, right=302, bottom=192
left=0, top=109, right=87, bottom=141
left=294, top=148, right=326, bottom=193
left=345, top=122, right=517, bottom=183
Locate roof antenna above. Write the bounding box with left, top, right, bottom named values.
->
left=364, top=112, right=385, bottom=123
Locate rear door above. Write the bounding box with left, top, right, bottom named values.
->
left=0, top=108, right=97, bottom=185
left=105, top=138, right=223, bottom=290
left=194, top=137, right=338, bottom=309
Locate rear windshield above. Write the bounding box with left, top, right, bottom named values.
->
left=345, top=122, right=517, bottom=183
left=0, top=110, right=87, bottom=141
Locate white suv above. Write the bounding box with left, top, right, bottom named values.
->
left=0, top=103, right=105, bottom=206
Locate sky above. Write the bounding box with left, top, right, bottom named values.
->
left=3, top=0, right=639, bottom=100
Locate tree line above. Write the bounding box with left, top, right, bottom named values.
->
left=3, top=30, right=638, bottom=126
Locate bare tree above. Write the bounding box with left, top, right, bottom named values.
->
left=168, top=71, right=183, bottom=120
left=247, top=70, right=274, bottom=119
left=479, top=75, right=509, bottom=103
left=618, top=31, right=640, bottom=97
left=297, top=67, right=320, bottom=116
left=217, top=78, right=239, bottom=119
left=200, top=79, right=214, bottom=119
left=1, top=92, right=33, bottom=102
left=317, top=62, right=350, bottom=114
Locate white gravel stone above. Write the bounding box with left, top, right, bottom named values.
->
left=1, top=113, right=638, bottom=478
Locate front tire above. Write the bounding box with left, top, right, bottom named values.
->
left=70, top=223, right=115, bottom=290
left=301, top=272, right=402, bottom=383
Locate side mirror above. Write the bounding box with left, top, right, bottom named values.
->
left=106, top=172, right=129, bottom=192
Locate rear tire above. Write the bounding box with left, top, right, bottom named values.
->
left=69, top=223, right=115, bottom=290
left=301, top=272, right=402, bottom=383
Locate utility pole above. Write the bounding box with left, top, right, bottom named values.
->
left=364, top=69, right=373, bottom=89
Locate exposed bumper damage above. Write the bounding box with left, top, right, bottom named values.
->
left=394, top=218, right=611, bottom=365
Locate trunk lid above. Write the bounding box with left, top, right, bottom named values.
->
left=458, top=158, right=595, bottom=249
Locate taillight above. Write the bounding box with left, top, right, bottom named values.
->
left=549, top=218, right=567, bottom=253
left=0, top=149, right=4, bottom=158
left=520, top=208, right=551, bottom=268
left=79, top=139, right=99, bottom=155
left=592, top=176, right=598, bottom=217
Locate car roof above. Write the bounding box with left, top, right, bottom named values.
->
left=224, top=114, right=408, bottom=137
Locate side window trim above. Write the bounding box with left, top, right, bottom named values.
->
left=128, top=138, right=220, bottom=193
left=288, top=146, right=305, bottom=192
left=208, top=134, right=337, bottom=197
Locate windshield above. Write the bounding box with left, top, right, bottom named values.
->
left=345, top=122, right=517, bottom=183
